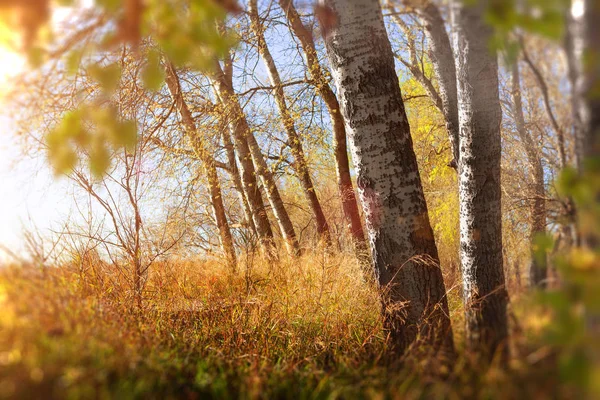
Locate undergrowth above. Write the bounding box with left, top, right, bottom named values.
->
left=0, top=249, right=578, bottom=399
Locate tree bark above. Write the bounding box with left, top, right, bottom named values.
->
left=387, top=1, right=460, bottom=168
left=568, top=0, right=600, bottom=248
left=511, top=60, right=547, bottom=288
left=248, top=0, right=331, bottom=245
left=163, top=62, right=237, bottom=270
left=210, top=62, right=300, bottom=255
left=219, top=124, right=258, bottom=237
left=452, top=0, right=509, bottom=361
left=321, top=0, right=454, bottom=356
left=415, top=2, right=460, bottom=169
left=279, top=0, right=366, bottom=250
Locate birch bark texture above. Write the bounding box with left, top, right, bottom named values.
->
left=414, top=1, right=460, bottom=168
left=451, top=0, right=508, bottom=360
left=320, top=0, right=453, bottom=354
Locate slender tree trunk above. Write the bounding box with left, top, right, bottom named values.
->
left=210, top=62, right=300, bottom=255
left=248, top=0, right=331, bottom=245
left=164, top=62, right=237, bottom=270
left=520, top=41, right=568, bottom=169
left=386, top=0, right=460, bottom=168
left=415, top=2, right=460, bottom=169
left=219, top=125, right=258, bottom=237
left=511, top=60, right=548, bottom=288
left=279, top=0, right=366, bottom=251
left=209, top=69, right=275, bottom=255
left=452, top=0, right=509, bottom=361
left=321, top=0, right=454, bottom=356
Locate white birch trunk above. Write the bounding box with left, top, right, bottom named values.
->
left=451, top=0, right=508, bottom=361
left=321, top=0, right=454, bottom=355
left=210, top=63, right=300, bottom=255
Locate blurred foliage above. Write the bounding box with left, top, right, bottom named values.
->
left=0, top=0, right=236, bottom=176
left=46, top=105, right=137, bottom=177
left=479, top=0, right=570, bottom=63
left=526, top=160, right=600, bottom=397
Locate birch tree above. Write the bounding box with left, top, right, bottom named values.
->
left=387, top=0, right=460, bottom=168
left=279, top=0, right=367, bottom=250
left=210, top=61, right=300, bottom=255
left=163, top=61, right=237, bottom=270
left=568, top=0, right=600, bottom=250
left=452, top=0, right=508, bottom=360
left=320, top=0, right=453, bottom=355
left=248, top=0, right=331, bottom=245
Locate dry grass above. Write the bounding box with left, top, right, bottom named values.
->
left=0, top=249, right=572, bottom=399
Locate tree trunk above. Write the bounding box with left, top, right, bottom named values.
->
left=248, top=0, right=331, bottom=245
left=569, top=0, right=600, bottom=248
left=219, top=125, right=258, bottom=237
left=210, top=62, right=300, bottom=255
left=511, top=60, right=547, bottom=288
left=520, top=40, right=568, bottom=169
left=452, top=0, right=509, bottom=361
left=279, top=0, right=366, bottom=250
left=415, top=2, right=460, bottom=169
left=321, top=0, right=454, bottom=356
left=164, top=62, right=237, bottom=270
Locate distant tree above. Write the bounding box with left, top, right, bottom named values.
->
left=210, top=59, right=300, bottom=255
left=279, top=0, right=367, bottom=253
left=248, top=0, right=331, bottom=245
left=163, top=60, right=237, bottom=271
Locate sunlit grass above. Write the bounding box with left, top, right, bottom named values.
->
left=0, top=248, right=576, bottom=399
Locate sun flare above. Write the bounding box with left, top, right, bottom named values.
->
left=0, top=45, right=25, bottom=97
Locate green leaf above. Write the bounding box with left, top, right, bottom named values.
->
left=49, top=144, right=78, bottom=175
left=142, top=49, right=165, bottom=91
left=89, top=141, right=111, bottom=178
left=114, top=119, right=138, bottom=150
left=66, top=49, right=84, bottom=76
left=88, top=63, right=122, bottom=94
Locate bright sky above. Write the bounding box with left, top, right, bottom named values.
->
left=0, top=5, right=85, bottom=262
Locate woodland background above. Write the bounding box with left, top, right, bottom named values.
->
left=0, top=0, right=598, bottom=398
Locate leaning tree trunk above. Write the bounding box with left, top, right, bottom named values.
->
left=320, top=0, right=454, bottom=356
left=387, top=0, right=460, bottom=168
left=279, top=0, right=366, bottom=251
left=211, top=94, right=274, bottom=256
left=210, top=62, right=300, bottom=255
left=219, top=124, right=258, bottom=237
left=452, top=0, right=509, bottom=361
left=248, top=0, right=331, bottom=245
left=164, top=62, right=237, bottom=270
left=511, top=60, right=547, bottom=288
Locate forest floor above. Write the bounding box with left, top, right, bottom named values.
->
left=0, top=250, right=577, bottom=399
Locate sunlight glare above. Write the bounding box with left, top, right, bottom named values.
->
left=0, top=45, right=25, bottom=99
